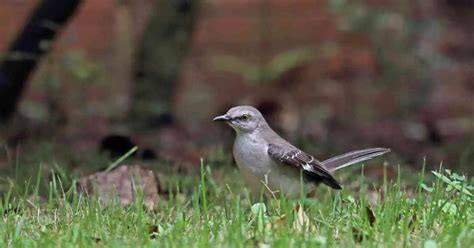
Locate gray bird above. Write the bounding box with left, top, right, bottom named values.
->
left=213, top=105, right=390, bottom=197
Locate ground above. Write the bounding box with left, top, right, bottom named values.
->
left=0, top=152, right=472, bottom=247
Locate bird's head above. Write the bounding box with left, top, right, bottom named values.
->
left=213, top=106, right=267, bottom=133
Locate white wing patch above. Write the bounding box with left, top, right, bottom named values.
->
left=267, top=143, right=342, bottom=189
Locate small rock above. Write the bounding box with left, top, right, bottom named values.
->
left=77, top=165, right=160, bottom=210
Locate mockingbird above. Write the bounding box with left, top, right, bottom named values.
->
left=213, top=105, right=390, bottom=197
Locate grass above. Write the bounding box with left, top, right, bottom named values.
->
left=0, top=155, right=473, bottom=247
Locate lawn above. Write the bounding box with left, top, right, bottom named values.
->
left=0, top=156, right=472, bottom=247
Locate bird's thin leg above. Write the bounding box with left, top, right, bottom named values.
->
left=260, top=175, right=279, bottom=200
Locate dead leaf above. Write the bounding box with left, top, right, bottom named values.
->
left=266, top=214, right=287, bottom=230
left=265, top=204, right=313, bottom=232
left=267, top=204, right=313, bottom=232
left=293, top=204, right=311, bottom=231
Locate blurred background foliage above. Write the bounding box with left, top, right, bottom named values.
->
left=0, top=0, right=472, bottom=176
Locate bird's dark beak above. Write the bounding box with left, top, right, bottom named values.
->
left=213, top=114, right=231, bottom=122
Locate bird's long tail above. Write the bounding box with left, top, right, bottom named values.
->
left=322, top=148, right=390, bottom=172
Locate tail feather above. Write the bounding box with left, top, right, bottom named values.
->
left=322, top=147, right=390, bottom=172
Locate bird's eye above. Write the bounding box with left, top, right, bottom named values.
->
left=241, top=114, right=249, bottom=121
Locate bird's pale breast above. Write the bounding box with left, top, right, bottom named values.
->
left=233, top=132, right=304, bottom=197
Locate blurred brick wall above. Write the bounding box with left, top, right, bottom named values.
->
left=193, top=0, right=336, bottom=53
left=0, top=0, right=154, bottom=147
left=0, top=0, right=154, bottom=57
left=0, top=0, right=112, bottom=56
left=0, top=0, right=339, bottom=71
left=0, top=0, right=36, bottom=52
left=0, top=0, right=347, bottom=129
left=175, top=0, right=393, bottom=144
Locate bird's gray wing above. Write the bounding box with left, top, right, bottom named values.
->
left=267, top=144, right=342, bottom=189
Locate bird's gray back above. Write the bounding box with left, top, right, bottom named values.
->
left=259, top=126, right=296, bottom=151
